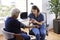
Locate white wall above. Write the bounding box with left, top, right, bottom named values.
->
left=28, top=0, right=42, bottom=15
left=42, top=0, right=55, bottom=29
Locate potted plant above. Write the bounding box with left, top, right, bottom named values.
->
left=49, top=0, right=60, bottom=34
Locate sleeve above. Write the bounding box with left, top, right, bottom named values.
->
left=28, top=13, right=32, bottom=18
left=20, top=22, right=26, bottom=28
left=15, top=20, right=26, bottom=28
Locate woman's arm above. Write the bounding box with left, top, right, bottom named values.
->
left=35, top=21, right=44, bottom=25
left=25, top=25, right=39, bottom=28
left=30, top=19, right=44, bottom=25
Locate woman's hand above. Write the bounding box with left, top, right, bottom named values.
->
left=31, top=19, right=43, bottom=25
left=34, top=25, right=40, bottom=28
left=31, top=19, right=37, bottom=23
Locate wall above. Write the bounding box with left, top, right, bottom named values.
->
left=28, top=0, right=42, bottom=15
left=42, top=0, right=55, bottom=29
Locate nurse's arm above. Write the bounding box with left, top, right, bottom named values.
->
left=36, top=21, right=44, bottom=25
left=25, top=25, right=39, bottom=28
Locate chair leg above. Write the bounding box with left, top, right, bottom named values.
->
left=46, top=30, right=48, bottom=36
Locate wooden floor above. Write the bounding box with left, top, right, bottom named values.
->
left=0, top=31, right=60, bottom=40
left=46, top=31, right=60, bottom=40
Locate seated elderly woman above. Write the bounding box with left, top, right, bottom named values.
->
left=4, top=8, right=38, bottom=40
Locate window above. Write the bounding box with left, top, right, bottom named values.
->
left=0, top=0, right=26, bottom=22
left=0, top=0, right=42, bottom=22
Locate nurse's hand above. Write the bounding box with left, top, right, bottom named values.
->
left=31, top=19, right=43, bottom=25
left=31, top=19, right=37, bottom=23
left=26, top=25, right=39, bottom=28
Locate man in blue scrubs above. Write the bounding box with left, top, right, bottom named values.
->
left=29, top=6, right=46, bottom=40
left=4, top=8, right=38, bottom=40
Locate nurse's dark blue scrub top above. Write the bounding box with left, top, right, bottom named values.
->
left=5, top=17, right=26, bottom=34
left=29, top=13, right=44, bottom=26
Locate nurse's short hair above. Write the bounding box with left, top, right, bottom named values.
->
left=11, top=8, right=20, bottom=16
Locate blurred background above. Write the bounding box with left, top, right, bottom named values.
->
left=0, top=0, right=55, bottom=33
left=0, top=0, right=60, bottom=40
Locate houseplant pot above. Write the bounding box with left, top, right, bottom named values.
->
left=49, top=0, right=60, bottom=34
left=53, top=19, right=60, bottom=34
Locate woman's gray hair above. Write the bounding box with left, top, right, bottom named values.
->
left=11, top=8, right=20, bottom=16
